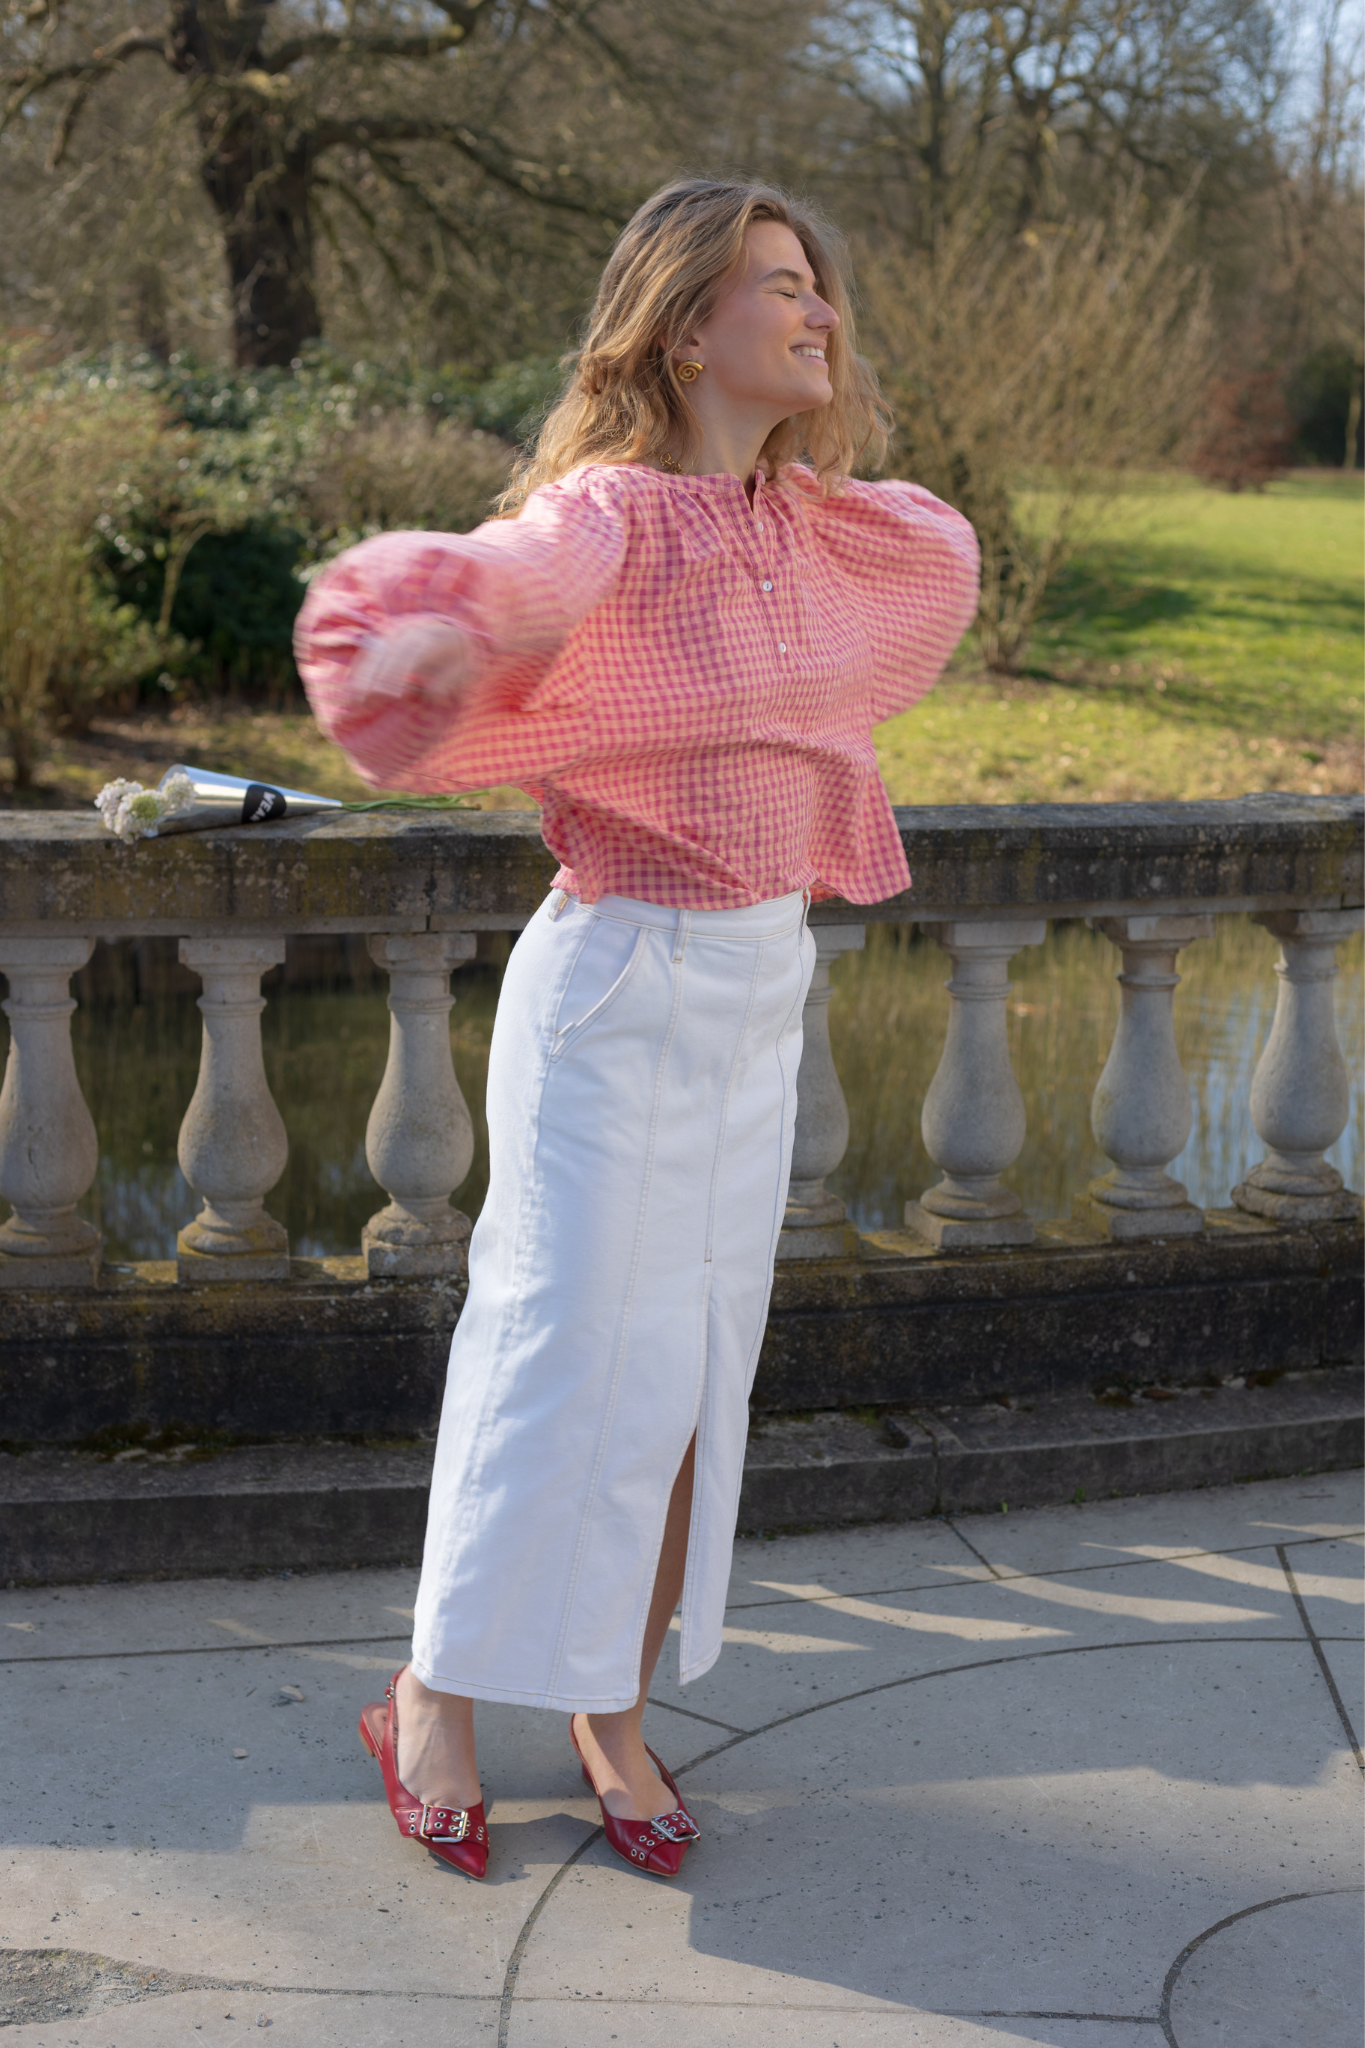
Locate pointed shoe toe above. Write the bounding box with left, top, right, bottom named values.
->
left=570, top=1718, right=701, bottom=1878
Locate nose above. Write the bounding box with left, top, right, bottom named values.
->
left=805, top=296, right=838, bottom=333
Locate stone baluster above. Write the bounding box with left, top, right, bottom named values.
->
left=0, top=937, right=103, bottom=1287
left=905, top=918, right=1047, bottom=1248
left=1232, top=908, right=1364, bottom=1223
left=776, top=923, right=865, bottom=1260
left=177, top=937, right=290, bottom=1281
left=363, top=931, right=478, bottom=1278
left=1075, top=914, right=1213, bottom=1240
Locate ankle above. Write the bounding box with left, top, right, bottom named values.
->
left=397, top=1664, right=434, bottom=1708
left=580, top=1712, right=644, bottom=1757
left=394, top=1669, right=480, bottom=1805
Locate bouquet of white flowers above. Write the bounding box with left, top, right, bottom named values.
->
left=93, top=765, right=473, bottom=841
left=93, top=770, right=197, bottom=843
left=94, top=765, right=344, bottom=839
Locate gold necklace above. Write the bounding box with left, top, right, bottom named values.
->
left=658, top=451, right=685, bottom=474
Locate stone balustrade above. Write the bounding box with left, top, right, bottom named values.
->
left=0, top=797, right=1360, bottom=1291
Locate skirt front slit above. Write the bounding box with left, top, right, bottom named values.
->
left=410, top=887, right=815, bottom=1712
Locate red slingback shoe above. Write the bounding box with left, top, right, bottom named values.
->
left=358, top=1669, right=489, bottom=1880
left=569, top=1714, right=701, bottom=1878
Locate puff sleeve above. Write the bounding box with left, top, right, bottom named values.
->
left=796, top=474, right=980, bottom=725
left=293, top=471, right=629, bottom=792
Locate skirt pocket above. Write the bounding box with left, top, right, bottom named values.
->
left=550, top=917, right=650, bottom=1060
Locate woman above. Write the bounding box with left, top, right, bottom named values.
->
left=296, top=177, right=979, bottom=1882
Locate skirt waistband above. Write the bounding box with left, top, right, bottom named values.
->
left=559, top=888, right=809, bottom=941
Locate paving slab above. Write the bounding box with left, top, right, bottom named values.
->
left=2, top=1474, right=1361, bottom=2047
left=521, top=1643, right=1359, bottom=2022
left=0, top=1566, right=423, bottom=1662
left=507, top=2006, right=1140, bottom=2045
left=948, top=1470, right=1364, bottom=1579
left=649, top=1552, right=1324, bottom=1735
left=1165, top=1888, right=1364, bottom=2048
left=2, top=1978, right=497, bottom=2045
left=723, top=1517, right=993, bottom=1610
left=0, top=1655, right=594, bottom=1990
left=1279, top=1534, right=1364, bottom=1640
left=1314, top=1635, right=1364, bottom=1762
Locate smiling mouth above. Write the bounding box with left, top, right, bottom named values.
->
left=792, top=346, right=827, bottom=360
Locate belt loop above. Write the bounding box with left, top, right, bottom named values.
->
left=672, top=909, right=691, bottom=963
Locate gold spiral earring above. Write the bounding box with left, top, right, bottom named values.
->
left=675, top=360, right=704, bottom=384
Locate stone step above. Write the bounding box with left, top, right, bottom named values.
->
left=2, top=1368, right=1358, bottom=1585
left=5, top=1217, right=1360, bottom=1445
left=740, top=1366, right=1363, bottom=1528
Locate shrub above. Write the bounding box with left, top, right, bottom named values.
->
left=0, top=377, right=177, bottom=786
left=294, top=414, right=513, bottom=559
left=1191, top=367, right=1295, bottom=491
left=861, top=199, right=1213, bottom=672
left=55, top=346, right=517, bottom=701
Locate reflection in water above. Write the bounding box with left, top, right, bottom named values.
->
left=0, top=917, right=1359, bottom=1261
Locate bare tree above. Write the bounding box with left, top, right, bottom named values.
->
left=1, top=0, right=634, bottom=365
left=819, top=0, right=1288, bottom=244
left=861, top=196, right=1213, bottom=669
left=1271, top=0, right=1363, bottom=430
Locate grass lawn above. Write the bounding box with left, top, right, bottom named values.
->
left=12, top=469, right=1362, bottom=811
left=875, top=470, right=1362, bottom=804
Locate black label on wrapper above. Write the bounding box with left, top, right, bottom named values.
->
left=241, top=784, right=288, bottom=823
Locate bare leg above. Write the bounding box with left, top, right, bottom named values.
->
left=393, top=1666, right=481, bottom=1809
left=573, top=1434, right=695, bottom=1819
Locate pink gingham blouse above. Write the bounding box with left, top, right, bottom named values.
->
left=295, top=462, right=979, bottom=909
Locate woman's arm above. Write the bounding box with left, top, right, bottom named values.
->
left=294, top=473, right=628, bottom=792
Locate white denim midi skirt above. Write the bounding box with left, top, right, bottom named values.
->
left=410, top=886, right=815, bottom=1712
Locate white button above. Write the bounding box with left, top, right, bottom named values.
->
left=761, top=580, right=773, bottom=592
left=778, top=642, right=787, bottom=654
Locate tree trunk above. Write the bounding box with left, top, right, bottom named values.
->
left=198, top=109, right=320, bottom=367
left=169, top=1, right=321, bottom=367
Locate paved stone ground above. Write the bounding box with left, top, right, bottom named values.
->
left=1, top=1471, right=1361, bottom=2047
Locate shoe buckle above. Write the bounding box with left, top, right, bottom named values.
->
left=420, top=1802, right=470, bottom=1844
left=649, top=1808, right=701, bottom=1844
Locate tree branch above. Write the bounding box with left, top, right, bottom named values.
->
left=46, top=67, right=95, bottom=165
left=310, top=114, right=617, bottom=217
left=3, top=24, right=165, bottom=90
left=2, top=28, right=165, bottom=142
left=363, top=146, right=481, bottom=256
left=262, top=22, right=476, bottom=75
left=313, top=172, right=419, bottom=301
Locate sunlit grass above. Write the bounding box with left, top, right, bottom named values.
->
left=876, top=471, right=1363, bottom=805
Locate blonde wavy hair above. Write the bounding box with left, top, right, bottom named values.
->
left=497, top=178, right=889, bottom=513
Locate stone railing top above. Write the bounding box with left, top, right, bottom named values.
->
left=0, top=794, right=1358, bottom=936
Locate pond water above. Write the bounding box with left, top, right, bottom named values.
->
left=4, top=916, right=1360, bottom=1262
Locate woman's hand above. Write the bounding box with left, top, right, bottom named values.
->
left=348, top=614, right=477, bottom=707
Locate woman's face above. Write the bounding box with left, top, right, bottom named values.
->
left=685, top=221, right=838, bottom=419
